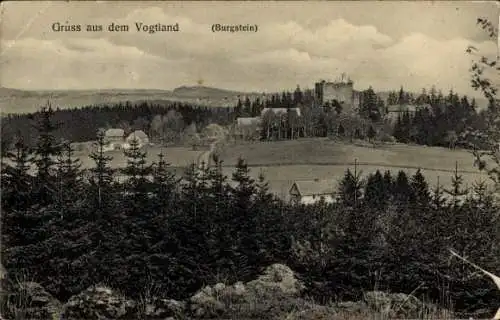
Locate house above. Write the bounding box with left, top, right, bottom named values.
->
left=125, top=130, right=150, bottom=148
left=289, top=179, right=338, bottom=205
left=384, top=104, right=430, bottom=123
left=261, top=107, right=302, bottom=118
left=103, top=128, right=125, bottom=150
left=233, top=117, right=261, bottom=140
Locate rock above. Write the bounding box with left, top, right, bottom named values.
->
left=233, top=281, right=246, bottom=296
left=189, top=285, right=225, bottom=318
left=363, top=290, right=438, bottom=318
left=213, top=283, right=226, bottom=294
left=62, top=285, right=136, bottom=319
left=143, top=298, right=186, bottom=319
left=188, top=264, right=306, bottom=319
left=3, top=281, right=62, bottom=320
left=246, top=264, right=305, bottom=297
left=335, top=300, right=369, bottom=314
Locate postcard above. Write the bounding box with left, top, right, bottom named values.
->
left=1, top=1, right=499, bottom=319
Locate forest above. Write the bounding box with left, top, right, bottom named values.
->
left=1, top=106, right=499, bottom=318
left=1, top=84, right=493, bottom=155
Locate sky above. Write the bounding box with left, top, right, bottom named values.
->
left=1, top=1, right=498, bottom=97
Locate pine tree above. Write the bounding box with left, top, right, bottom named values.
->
left=151, top=151, right=178, bottom=206
left=55, top=141, right=83, bottom=216
left=32, top=104, right=63, bottom=206
left=393, top=114, right=404, bottom=142
left=367, top=125, right=376, bottom=143
left=409, top=169, right=430, bottom=208
left=393, top=170, right=412, bottom=204
left=1, top=135, right=34, bottom=211
left=382, top=170, right=394, bottom=198
left=122, top=136, right=152, bottom=200
left=338, top=161, right=364, bottom=207
left=444, top=162, right=468, bottom=206
left=232, top=157, right=256, bottom=205
left=88, top=131, right=115, bottom=210
left=338, top=124, right=345, bottom=137
left=364, top=170, right=386, bottom=210
left=231, top=157, right=258, bottom=267
left=431, top=176, right=447, bottom=210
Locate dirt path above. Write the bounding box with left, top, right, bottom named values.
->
left=197, top=135, right=225, bottom=168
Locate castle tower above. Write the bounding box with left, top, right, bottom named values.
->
left=314, top=75, right=355, bottom=113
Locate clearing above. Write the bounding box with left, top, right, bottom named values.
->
left=218, top=138, right=494, bottom=200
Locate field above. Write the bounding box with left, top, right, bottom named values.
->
left=2, top=144, right=205, bottom=175
left=4, top=138, right=494, bottom=200
left=218, top=138, right=494, bottom=200
left=73, top=145, right=205, bottom=170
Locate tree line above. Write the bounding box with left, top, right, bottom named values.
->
left=1, top=101, right=235, bottom=153
left=1, top=106, right=498, bottom=318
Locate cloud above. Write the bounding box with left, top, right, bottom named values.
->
left=1, top=6, right=496, bottom=97
left=0, top=37, right=186, bottom=89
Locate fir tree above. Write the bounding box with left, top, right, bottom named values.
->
left=393, top=170, right=412, bottom=204
left=151, top=151, right=178, bottom=206
left=1, top=135, right=34, bottom=211
left=122, top=136, right=152, bottom=200
left=409, top=169, right=430, bottom=207
left=338, top=124, right=345, bottom=137
left=431, top=176, right=447, bottom=210
left=367, top=125, right=376, bottom=143
left=444, top=162, right=468, bottom=206
left=55, top=141, right=83, bottom=216
left=364, top=170, right=386, bottom=210
left=338, top=161, right=364, bottom=207
left=88, top=131, right=115, bottom=210
left=231, top=157, right=258, bottom=267
left=32, top=104, right=63, bottom=206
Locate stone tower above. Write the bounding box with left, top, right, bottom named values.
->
left=314, top=74, right=356, bottom=113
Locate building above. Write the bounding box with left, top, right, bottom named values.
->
left=314, top=74, right=360, bottom=113
left=233, top=117, right=261, bottom=140
left=289, top=179, right=338, bottom=205
left=103, top=128, right=125, bottom=150
left=125, top=130, right=150, bottom=148
left=384, top=104, right=430, bottom=123
left=260, top=107, right=302, bottom=118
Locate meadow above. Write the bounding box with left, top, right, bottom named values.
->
left=2, top=144, right=205, bottom=175
left=218, top=138, right=494, bottom=200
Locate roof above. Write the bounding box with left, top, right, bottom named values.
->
left=104, top=128, right=124, bottom=137
left=290, top=179, right=336, bottom=196
left=237, top=117, right=261, bottom=127
left=126, top=130, right=149, bottom=140
left=261, top=108, right=301, bottom=118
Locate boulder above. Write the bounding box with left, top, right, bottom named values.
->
left=188, top=264, right=306, bottom=319
left=2, top=281, right=62, bottom=320
left=62, top=285, right=136, bottom=319
left=246, top=263, right=305, bottom=297
left=143, top=298, right=186, bottom=319
left=189, top=285, right=225, bottom=318
left=363, top=290, right=439, bottom=318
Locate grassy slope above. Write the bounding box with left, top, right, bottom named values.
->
left=218, top=138, right=493, bottom=199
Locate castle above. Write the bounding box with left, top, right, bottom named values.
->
left=314, top=73, right=360, bottom=114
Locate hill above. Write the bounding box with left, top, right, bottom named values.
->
left=172, top=85, right=250, bottom=99
left=0, top=85, right=251, bottom=115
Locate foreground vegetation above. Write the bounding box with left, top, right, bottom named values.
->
left=1, top=106, right=499, bottom=319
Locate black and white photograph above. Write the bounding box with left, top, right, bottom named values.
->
left=0, top=1, right=499, bottom=319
